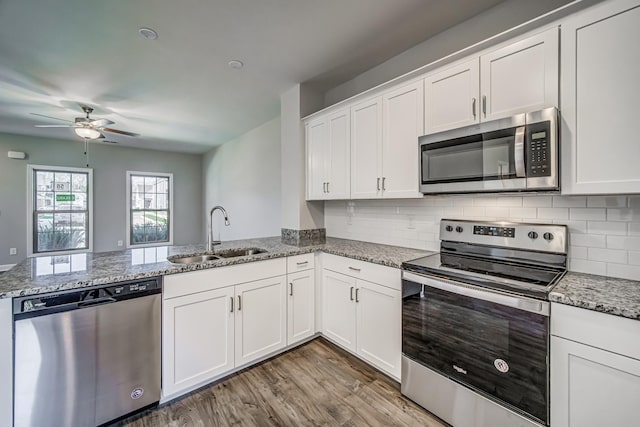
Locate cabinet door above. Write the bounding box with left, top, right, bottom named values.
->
left=325, top=108, right=350, bottom=200
left=355, top=280, right=401, bottom=380
left=480, top=27, right=558, bottom=120
left=351, top=97, right=383, bottom=199
left=321, top=270, right=357, bottom=351
left=424, top=59, right=479, bottom=133
left=560, top=0, right=640, bottom=194
left=551, top=336, right=640, bottom=427
left=381, top=80, right=424, bottom=199
left=287, top=269, right=315, bottom=345
left=306, top=117, right=328, bottom=200
left=162, top=287, right=235, bottom=398
left=234, top=276, right=287, bottom=367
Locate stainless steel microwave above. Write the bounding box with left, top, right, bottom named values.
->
left=419, top=107, right=558, bottom=194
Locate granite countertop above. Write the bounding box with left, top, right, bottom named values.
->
left=0, top=237, right=432, bottom=299
left=550, top=272, right=640, bottom=321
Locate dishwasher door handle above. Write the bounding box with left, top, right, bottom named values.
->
left=78, top=297, right=117, bottom=308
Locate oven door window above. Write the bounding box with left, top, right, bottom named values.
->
left=402, top=280, right=548, bottom=424
left=421, top=128, right=517, bottom=184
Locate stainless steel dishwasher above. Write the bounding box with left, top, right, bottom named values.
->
left=13, top=277, right=162, bottom=427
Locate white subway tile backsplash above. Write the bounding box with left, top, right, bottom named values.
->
left=325, top=195, right=638, bottom=281
left=587, top=221, right=628, bottom=236
left=570, top=208, right=606, bottom=221
left=537, top=208, right=569, bottom=220
left=588, top=248, right=627, bottom=264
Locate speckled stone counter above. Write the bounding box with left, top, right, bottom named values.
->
left=0, top=237, right=432, bottom=299
left=550, top=272, right=640, bottom=321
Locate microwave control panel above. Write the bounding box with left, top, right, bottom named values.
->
left=527, top=122, right=551, bottom=177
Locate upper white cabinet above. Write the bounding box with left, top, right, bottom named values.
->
left=350, top=80, right=424, bottom=200
left=551, top=303, right=640, bottom=427
left=560, top=0, right=640, bottom=194
left=423, top=28, right=558, bottom=135
left=306, top=108, right=350, bottom=200
left=480, top=27, right=558, bottom=121
left=424, top=59, right=480, bottom=133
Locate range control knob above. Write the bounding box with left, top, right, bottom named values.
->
left=543, top=232, right=554, bottom=241
left=527, top=231, right=539, bottom=240
left=445, top=225, right=453, bottom=232
left=455, top=226, right=464, bottom=233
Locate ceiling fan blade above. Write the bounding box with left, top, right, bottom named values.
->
left=30, top=113, right=73, bottom=123
left=35, top=124, right=74, bottom=128
left=90, top=118, right=114, bottom=127
left=101, top=127, right=139, bottom=137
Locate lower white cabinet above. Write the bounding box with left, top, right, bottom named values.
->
left=551, top=303, right=640, bottom=427
left=287, top=269, right=316, bottom=345
left=321, top=257, right=401, bottom=380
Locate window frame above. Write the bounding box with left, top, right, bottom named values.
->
left=27, top=164, right=94, bottom=257
left=125, top=171, right=174, bottom=248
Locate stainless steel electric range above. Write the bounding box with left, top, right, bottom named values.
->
left=401, top=219, right=567, bottom=427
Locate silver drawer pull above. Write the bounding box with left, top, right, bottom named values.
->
left=348, top=266, right=361, bottom=272
left=296, top=261, right=309, bottom=266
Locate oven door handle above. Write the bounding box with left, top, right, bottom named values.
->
left=514, top=126, right=526, bottom=178
left=402, top=271, right=549, bottom=316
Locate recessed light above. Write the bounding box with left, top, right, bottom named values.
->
left=228, top=60, right=244, bottom=69
left=138, top=27, right=158, bottom=40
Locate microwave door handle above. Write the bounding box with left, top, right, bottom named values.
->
left=514, top=126, right=526, bottom=178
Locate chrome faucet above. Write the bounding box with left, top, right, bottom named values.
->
left=208, top=206, right=230, bottom=250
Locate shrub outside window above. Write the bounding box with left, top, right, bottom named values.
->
left=126, top=171, right=173, bottom=247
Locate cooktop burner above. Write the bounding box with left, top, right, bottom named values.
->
left=402, top=219, right=568, bottom=300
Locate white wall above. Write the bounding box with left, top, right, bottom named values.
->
left=325, top=195, right=640, bottom=281
left=203, top=117, right=281, bottom=241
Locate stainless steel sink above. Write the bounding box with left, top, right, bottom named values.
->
left=168, top=248, right=268, bottom=264
left=215, top=248, right=268, bottom=258
left=168, top=254, right=221, bottom=264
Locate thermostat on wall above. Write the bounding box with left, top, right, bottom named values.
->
left=7, top=151, right=26, bottom=159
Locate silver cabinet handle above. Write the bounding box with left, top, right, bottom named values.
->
left=482, top=95, right=487, bottom=117
left=237, top=295, right=242, bottom=311
left=472, top=98, right=477, bottom=119
left=326, top=181, right=330, bottom=193
left=514, top=126, right=526, bottom=178
left=355, top=288, right=360, bottom=303
left=323, top=182, right=327, bottom=193
left=350, top=286, right=354, bottom=301
left=348, top=266, right=361, bottom=272
left=382, top=177, right=386, bottom=191
left=289, top=282, right=293, bottom=296
left=377, top=177, right=380, bottom=191
left=230, top=297, right=234, bottom=313
left=296, top=261, right=309, bottom=266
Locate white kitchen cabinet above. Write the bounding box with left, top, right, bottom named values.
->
left=305, top=108, right=350, bottom=200
left=350, top=80, right=423, bottom=200
left=480, top=27, right=558, bottom=121
left=321, top=269, right=357, bottom=351
left=287, top=269, right=316, bottom=345
left=350, top=96, right=382, bottom=199
left=381, top=80, right=424, bottom=199
left=234, top=276, right=287, bottom=367
left=162, top=286, right=235, bottom=398
left=560, top=0, right=640, bottom=194
left=321, top=254, right=402, bottom=379
left=422, top=28, right=558, bottom=136
left=424, top=59, right=480, bottom=133
left=551, top=303, right=640, bottom=427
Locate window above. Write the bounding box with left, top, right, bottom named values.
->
left=27, top=165, right=93, bottom=256
left=126, top=171, right=173, bottom=247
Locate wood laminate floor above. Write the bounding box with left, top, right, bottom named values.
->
left=116, top=338, right=447, bottom=427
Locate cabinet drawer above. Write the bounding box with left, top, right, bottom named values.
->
left=551, top=303, right=640, bottom=361
left=164, top=258, right=287, bottom=299
left=322, top=253, right=400, bottom=290
left=287, top=253, right=315, bottom=272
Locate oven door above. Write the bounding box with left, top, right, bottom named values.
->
left=419, top=114, right=526, bottom=194
left=402, top=272, right=549, bottom=425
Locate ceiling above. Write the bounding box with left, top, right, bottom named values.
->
left=0, top=0, right=508, bottom=154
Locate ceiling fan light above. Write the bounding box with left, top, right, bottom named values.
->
left=74, top=127, right=101, bottom=139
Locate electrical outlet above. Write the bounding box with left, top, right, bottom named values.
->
left=117, top=240, right=124, bottom=247
left=9, top=248, right=17, bottom=256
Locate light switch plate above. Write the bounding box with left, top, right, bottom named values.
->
left=9, top=248, right=17, bottom=255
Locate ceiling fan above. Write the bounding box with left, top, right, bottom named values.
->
left=33, top=105, right=139, bottom=140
